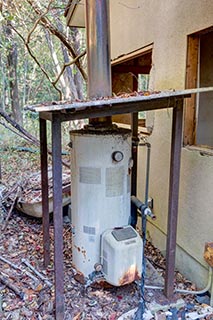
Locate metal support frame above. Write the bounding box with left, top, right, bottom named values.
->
left=165, top=100, right=184, bottom=298
left=37, top=92, right=189, bottom=318
left=131, top=113, right=139, bottom=193
left=52, top=113, right=64, bottom=319
left=39, top=118, right=50, bottom=267
left=131, top=76, right=139, bottom=197
left=40, top=114, right=64, bottom=319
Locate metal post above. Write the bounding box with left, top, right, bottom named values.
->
left=130, top=113, right=139, bottom=227
left=52, top=113, right=64, bottom=319
left=165, top=100, right=183, bottom=298
left=39, top=117, right=50, bottom=267
left=0, top=159, right=2, bottom=182
left=85, top=0, right=112, bottom=125
left=131, top=112, right=139, bottom=196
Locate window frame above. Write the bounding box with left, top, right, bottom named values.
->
left=111, top=44, right=153, bottom=130
left=184, top=27, right=213, bottom=147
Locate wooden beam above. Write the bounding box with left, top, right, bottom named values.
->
left=184, top=36, right=199, bottom=145
left=111, top=44, right=153, bottom=66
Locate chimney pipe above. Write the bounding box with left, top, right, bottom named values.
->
left=85, top=0, right=112, bottom=126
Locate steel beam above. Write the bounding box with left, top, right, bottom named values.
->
left=39, top=117, right=50, bottom=267
left=52, top=113, right=64, bottom=319
left=164, top=100, right=183, bottom=298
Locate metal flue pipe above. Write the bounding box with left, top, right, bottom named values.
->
left=85, top=0, right=112, bottom=126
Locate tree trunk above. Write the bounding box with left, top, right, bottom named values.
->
left=44, top=30, right=71, bottom=100
left=0, top=52, right=7, bottom=110
left=5, top=23, right=22, bottom=125
left=56, top=20, right=80, bottom=100
left=71, top=28, right=84, bottom=100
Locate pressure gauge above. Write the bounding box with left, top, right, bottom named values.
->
left=112, top=151, right=124, bottom=162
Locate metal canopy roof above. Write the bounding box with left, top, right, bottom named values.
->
left=27, top=87, right=213, bottom=121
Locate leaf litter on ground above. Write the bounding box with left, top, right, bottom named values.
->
left=0, top=147, right=213, bottom=319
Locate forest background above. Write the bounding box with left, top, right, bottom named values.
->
left=0, top=0, right=86, bottom=152
left=0, top=0, right=148, bottom=179
left=0, top=0, right=88, bottom=183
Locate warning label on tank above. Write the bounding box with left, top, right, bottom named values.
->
left=105, top=166, right=124, bottom=197
left=79, top=167, right=101, bottom=184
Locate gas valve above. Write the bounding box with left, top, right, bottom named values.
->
left=112, top=151, right=124, bottom=162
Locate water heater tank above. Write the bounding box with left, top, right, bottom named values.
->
left=70, top=128, right=132, bottom=277
left=101, top=225, right=142, bottom=286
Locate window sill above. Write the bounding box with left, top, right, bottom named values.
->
left=184, top=145, right=213, bottom=156
left=115, top=122, right=152, bottom=136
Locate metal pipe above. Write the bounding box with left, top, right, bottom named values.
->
left=139, top=142, right=151, bottom=206
left=131, top=196, right=156, bottom=220
left=143, top=266, right=213, bottom=296
left=131, top=114, right=139, bottom=228
left=85, top=0, right=112, bottom=126
left=134, top=142, right=152, bottom=319
left=175, top=266, right=212, bottom=295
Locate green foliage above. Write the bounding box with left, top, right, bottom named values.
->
left=138, top=74, right=150, bottom=119
left=0, top=0, right=86, bottom=122
left=0, top=0, right=86, bottom=150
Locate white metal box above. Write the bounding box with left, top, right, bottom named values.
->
left=101, top=225, right=142, bottom=286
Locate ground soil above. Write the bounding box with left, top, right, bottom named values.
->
left=0, top=148, right=212, bottom=319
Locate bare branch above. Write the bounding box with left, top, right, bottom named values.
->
left=0, top=109, right=70, bottom=168
left=53, top=49, right=86, bottom=86
left=26, top=0, right=54, bottom=44
left=10, top=24, right=63, bottom=100
left=26, top=0, right=87, bottom=81
left=0, top=120, right=33, bottom=143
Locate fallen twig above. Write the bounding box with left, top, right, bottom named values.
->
left=0, top=255, right=20, bottom=270
left=0, top=109, right=69, bottom=168
left=0, top=256, right=41, bottom=290
left=0, top=293, right=2, bottom=312
left=0, top=273, right=25, bottom=300
left=21, top=258, right=52, bottom=288
left=2, top=186, right=21, bottom=231
left=1, top=182, right=20, bottom=203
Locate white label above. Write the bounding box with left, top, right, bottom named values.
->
left=79, top=167, right=101, bottom=184
left=105, top=166, right=124, bottom=197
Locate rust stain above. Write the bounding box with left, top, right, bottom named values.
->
left=74, top=245, right=81, bottom=252
left=73, top=271, right=86, bottom=285
left=204, top=242, right=213, bottom=267
left=81, top=247, right=87, bottom=260
left=74, top=245, right=87, bottom=259
left=119, top=265, right=140, bottom=286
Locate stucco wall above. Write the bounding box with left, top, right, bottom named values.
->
left=110, top=0, right=213, bottom=288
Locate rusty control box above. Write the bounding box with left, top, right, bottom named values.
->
left=100, top=226, right=142, bottom=286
